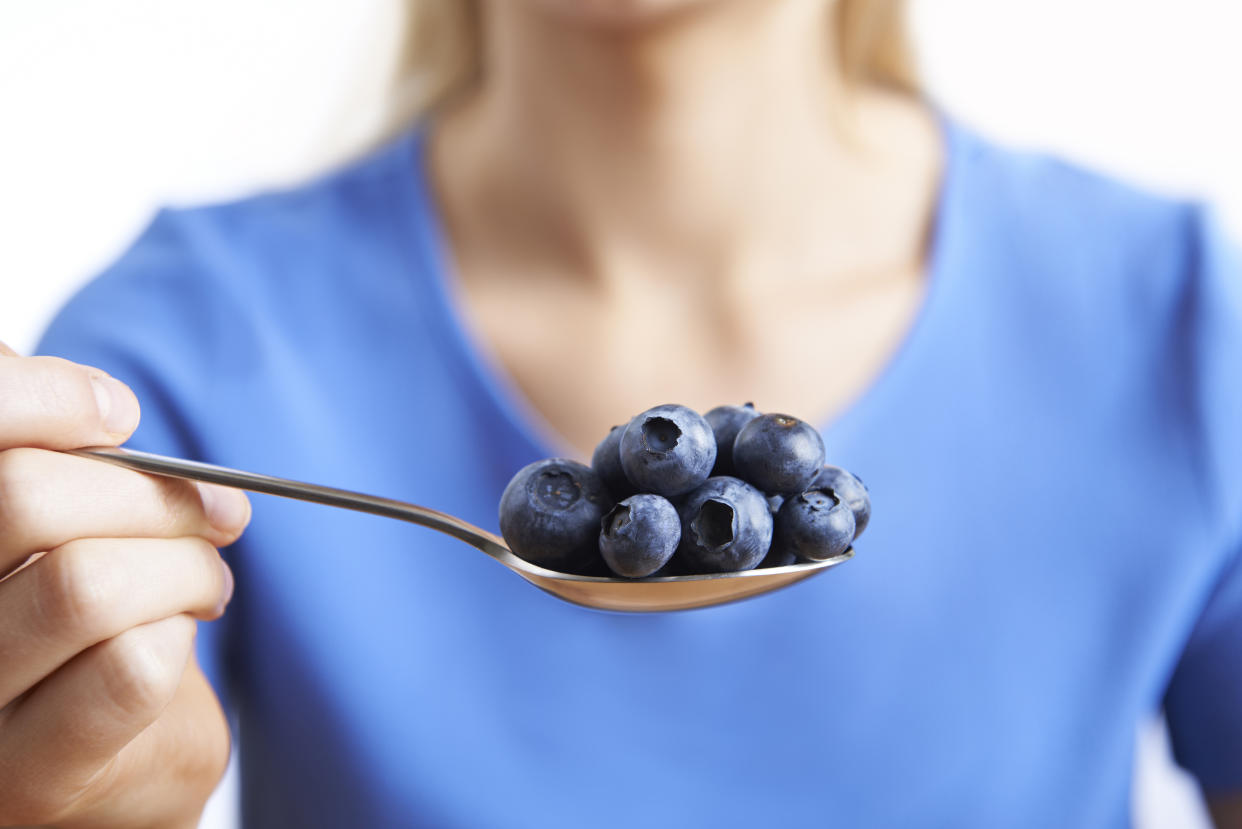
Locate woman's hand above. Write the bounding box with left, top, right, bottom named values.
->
left=0, top=342, right=250, bottom=829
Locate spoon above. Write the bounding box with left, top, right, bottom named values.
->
left=71, top=446, right=853, bottom=613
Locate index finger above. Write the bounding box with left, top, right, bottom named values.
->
left=0, top=343, right=140, bottom=450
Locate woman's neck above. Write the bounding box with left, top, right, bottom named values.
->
left=432, top=0, right=939, bottom=289
left=425, top=1, right=943, bottom=453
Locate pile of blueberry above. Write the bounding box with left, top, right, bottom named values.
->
left=498, top=404, right=870, bottom=578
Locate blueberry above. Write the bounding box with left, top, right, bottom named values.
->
left=599, top=494, right=681, bottom=578
left=675, top=476, right=773, bottom=573
left=771, top=489, right=855, bottom=562
left=732, top=413, right=825, bottom=494
left=810, top=465, right=871, bottom=538
left=619, top=404, right=717, bottom=498
left=499, top=459, right=612, bottom=573
left=704, top=402, right=760, bottom=476
left=591, top=425, right=636, bottom=499
left=759, top=494, right=795, bottom=567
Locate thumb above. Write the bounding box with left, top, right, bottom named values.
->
left=0, top=348, right=141, bottom=449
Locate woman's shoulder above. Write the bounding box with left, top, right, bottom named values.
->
left=946, top=116, right=1209, bottom=259
left=943, top=116, right=1239, bottom=328
left=38, top=126, right=434, bottom=384
left=45, top=127, right=430, bottom=328
left=138, top=127, right=426, bottom=284
left=945, top=113, right=1240, bottom=354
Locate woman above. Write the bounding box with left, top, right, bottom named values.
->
left=2, top=0, right=1240, bottom=826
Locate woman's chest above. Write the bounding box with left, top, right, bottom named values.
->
left=456, top=265, right=926, bottom=456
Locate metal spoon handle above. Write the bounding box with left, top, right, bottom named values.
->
left=69, top=447, right=504, bottom=552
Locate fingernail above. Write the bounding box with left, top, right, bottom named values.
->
left=198, top=484, right=251, bottom=537
left=90, top=374, right=140, bottom=435
left=217, top=560, right=235, bottom=613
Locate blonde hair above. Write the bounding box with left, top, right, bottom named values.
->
left=393, top=0, right=918, bottom=123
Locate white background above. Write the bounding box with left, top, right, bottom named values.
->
left=2, top=2, right=1239, bottom=827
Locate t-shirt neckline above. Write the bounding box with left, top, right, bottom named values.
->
left=397, top=112, right=967, bottom=463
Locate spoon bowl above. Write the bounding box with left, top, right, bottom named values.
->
left=505, top=553, right=852, bottom=612
left=72, top=447, right=853, bottom=612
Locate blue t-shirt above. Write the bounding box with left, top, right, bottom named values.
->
left=38, top=119, right=1242, bottom=827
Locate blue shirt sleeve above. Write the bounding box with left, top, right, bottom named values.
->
left=35, top=208, right=240, bottom=719
left=1163, top=209, right=1242, bottom=793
